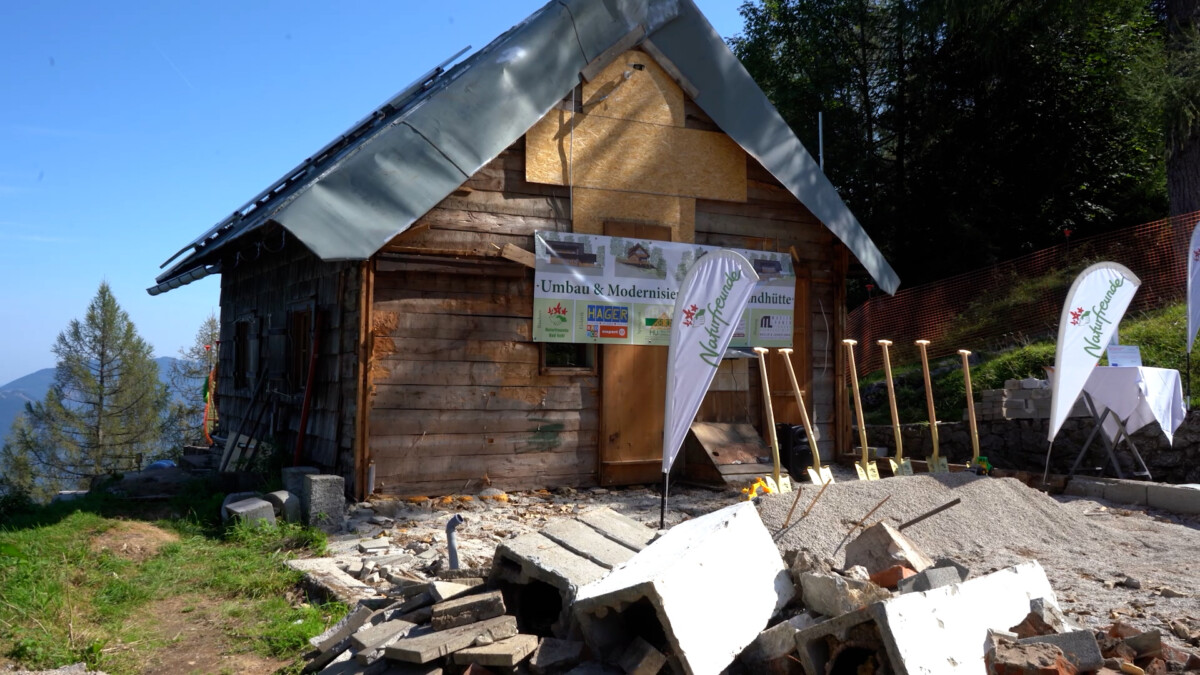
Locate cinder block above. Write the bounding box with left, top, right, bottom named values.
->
left=1064, top=477, right=1109, bottom=499
left=220, top=491, right=262, bottom=521
left=898, top=566, right=968, bottom=594
left=304, top=474, right=346, bottom=533
left=1019, top=630, right=1103, bottom=672
left=574, top=502, right=793, bottom=675
left=1146, top=484, right=1200, bottom=515
left=225, top=498, right=276, bottom=527
left=264, top=490, right=301, bottom=523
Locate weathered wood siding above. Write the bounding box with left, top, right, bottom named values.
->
left=369, top=140, right=598, bottom=496
left=217, top=230, right=361, bottom=475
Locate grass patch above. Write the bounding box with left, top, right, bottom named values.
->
left=0, top=494, right=345, bottom=673
left=860, top=301, right=1195, bottom=425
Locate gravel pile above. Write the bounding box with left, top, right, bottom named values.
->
left=756, top=474, right=1200, bottom=643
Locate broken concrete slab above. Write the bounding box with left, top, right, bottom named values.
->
left=798, top=572, right=891, bottom=617
left=987, top=640, right=1076, bottom=675
left=574, top=502, right=793, bottom=675
left=490, top=531, right=608, bottom=637
left=350, top=619, right=418, bottom=652
left=617, top=636, right=667, bottom=675
left=305, top=474, right=346, bottom=532
left=844, top=521, right=933, bottom=576
left=897, top=565, right=963, bottom=594
left=541, top=519, right=639, bottom=569
left=288, top=558, right=379, bottom=606
left=1019, top=631, right=1103, bottom=672
left=318, top=649, right=390, bottom=674
left=793, top=562, right=1061, bottom=675
left=303, top=604, right=381, bottom=672
left=451, top=634, right=539, bottom=667
left=529, top=638, right=585, bottom=674
left=384, top=615, right=518, bottom=664
left=739, top=613, right=821, bottom=672
left=225, top=497, right=276, bottom=527
left=575, top=507, right=656, bottom=551
left=431, top=590, right=505, bottom=630
left=265, top=489, right=301, bottom=523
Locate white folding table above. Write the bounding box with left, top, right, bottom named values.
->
left=1068, top=366, right=1186, bottom=479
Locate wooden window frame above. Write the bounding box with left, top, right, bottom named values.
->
left=232, top=314, right=257, bottom=391
left=539, top=342, right=598, bottom=375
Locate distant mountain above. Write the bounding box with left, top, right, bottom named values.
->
left=0, top=357, right=184, bottom=443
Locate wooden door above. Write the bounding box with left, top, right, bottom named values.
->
left=600, top=222, right=672, bottom=485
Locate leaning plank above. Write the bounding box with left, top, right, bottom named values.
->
left=384, top=615, right=518, bottom=664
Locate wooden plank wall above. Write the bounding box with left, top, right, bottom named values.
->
left=217, top=230, right=361, bottom=475
left=369, top=140, right=599, bottom=497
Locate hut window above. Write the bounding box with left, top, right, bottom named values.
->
left=288, top=307, right=313, bottom=392
left=233, top=320, right=251, bottom=390
left=541, top=343, right=596, bottom=374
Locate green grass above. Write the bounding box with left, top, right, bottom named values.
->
left=0, top=493, right=346, bottom=673
left=860, top=301, right=1196, bottom=425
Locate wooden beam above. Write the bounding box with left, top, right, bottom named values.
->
left=640, top=39, right=700, bottom=99
left=499, top=243, right=536, bottom=268
left=580, top=25, right=646, bottom=82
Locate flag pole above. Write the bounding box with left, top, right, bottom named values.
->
left=660, top=472, right=669, bottom=529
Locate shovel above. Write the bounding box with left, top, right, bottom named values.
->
left=916, top=339, right=949, bottom=473
left=779, top=348, right=833, bottom=485
left=877, top=340, right=913, bottom=476
left=959, top=349, right=983, bottom=470
left=843, top=339, right=879, bottom=481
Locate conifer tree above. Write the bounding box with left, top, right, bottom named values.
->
left=4, top=282, right=169, bottom=490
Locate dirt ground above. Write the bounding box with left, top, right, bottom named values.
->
left=131, top=595, right=289, bottom=675
left=88, top=522, right=179, bottom=564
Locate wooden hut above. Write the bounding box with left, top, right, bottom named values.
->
left=149, top=0, right=899, bottom=499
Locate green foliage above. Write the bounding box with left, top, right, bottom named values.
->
left=166, top=313, right=220, bottom=450
left=733, top=0, right=1168, bottom=291
left=1, top=282, right=171, bottom=497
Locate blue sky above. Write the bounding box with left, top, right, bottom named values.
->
left=0, top=1, right=748, bottom=386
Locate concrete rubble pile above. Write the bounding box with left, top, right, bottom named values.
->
left=277, top=467, right=1199, bottom=675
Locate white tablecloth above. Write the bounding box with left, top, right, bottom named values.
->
left=1081, top=367, right=1186, bottom=444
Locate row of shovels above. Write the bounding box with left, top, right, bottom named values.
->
left=751, top=340, right=984, bottom=486
left=845, top=339, right=983, bottom=481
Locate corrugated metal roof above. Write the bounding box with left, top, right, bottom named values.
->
left=151, top=0, right=899, bottom=295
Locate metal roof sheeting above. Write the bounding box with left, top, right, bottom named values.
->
left=151, top=0, right=898, bottom=295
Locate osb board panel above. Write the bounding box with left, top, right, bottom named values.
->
left=581, top=49, right=684, bottom=128
left=526, top=111, right=747, bottom=202
left=572, top=188, right=695, bottom=243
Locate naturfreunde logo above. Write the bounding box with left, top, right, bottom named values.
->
left=1069, top=276, right=1127, bottom=358
left=684, top=268, right=742, bottom=368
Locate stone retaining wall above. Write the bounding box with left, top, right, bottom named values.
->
left=860, top=411, right=1200, bottom=484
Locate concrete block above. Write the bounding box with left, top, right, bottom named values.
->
left=385, top=615, right=518, bottom=664
left=617, top=636, right=667, bottom=675
left=1020, top=630, right=1103, bottom=672
left=934, top=557, right=970, bottom=582
left=882, top=562, right=1061, bottom=674
left=220, top=491, right=263, bottom=521
left=800, top=573, right=891, bottom=616
left=1020, top=378, right=1042, bottom=389
left=264, top=490, right=301, bottom=523
left=529, top=638, right=585, bottom=674
left=225, top=497, right=276, bottom=527
left=1102, top=480, right=1149, bottom=507
left=429, top=581, right=474, bottom=602
left=431, top=590, right=506, bottom=630
left=1064, top=477, right=1109, bottom=499
left=740, top=613, right=821, bottom=666
left=845, top=522, right=934, bottom=576
left=350, top=619, right=418, bottom=651
left=288, top=558, right=379, bottom=606
left=542, top=519, right=640, bottom=569
left=305, top=474, right=346, bottom=532
left=1146, top=483, right=1200, bottom=515
left=987, top=640, right=1076, bottom=675
left=575, top=507, right=656, bottom=551
left=451, top=633, right=539, bottom=667
left=490, top=531, right=608, bottom=637
left=897, top=566, right=964, bottom=594
left=283, top=466, right=321, bottom=501
left=574, top=502, right=793, bottom=675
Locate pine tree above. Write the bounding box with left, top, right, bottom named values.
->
left=5, top=282, right=169, bottom=489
